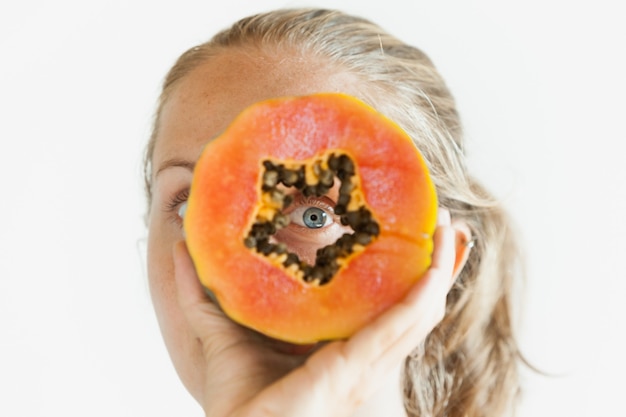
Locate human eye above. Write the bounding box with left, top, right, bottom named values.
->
left=285, top=194, right=337, bottom=230
left=273, top=193, right=351, bottom=265
left=164, top=188, right=189, bottom=225
left=290, top=205, right=331, bottom=228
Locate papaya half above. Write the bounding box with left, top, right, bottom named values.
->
left=184, top=93, right=438, bottom=344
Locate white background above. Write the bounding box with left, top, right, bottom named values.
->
left=1, top=1, right=624, bottom=416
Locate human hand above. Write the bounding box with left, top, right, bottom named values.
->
left=172, top=208, right=456, bottom=417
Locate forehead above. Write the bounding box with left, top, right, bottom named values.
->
left=152, top=48, right=360, bottom=169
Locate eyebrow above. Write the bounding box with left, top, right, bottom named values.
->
left=155, top=158, right=195, bottom=178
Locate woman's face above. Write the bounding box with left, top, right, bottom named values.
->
left=146, top=47, right=359, bottom=400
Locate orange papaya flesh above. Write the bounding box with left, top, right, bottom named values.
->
left=184, top=93, right=438, bottom=344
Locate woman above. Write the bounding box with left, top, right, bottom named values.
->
left=143, top=8, right=523, bottom=417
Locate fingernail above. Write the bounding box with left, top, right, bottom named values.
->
left=437, top=208, right=451, bottom=226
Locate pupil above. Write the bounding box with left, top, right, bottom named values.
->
left=303, top=207, right=327, bottom=228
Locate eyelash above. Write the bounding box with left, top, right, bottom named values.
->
left=165, top=188, right=190, bottom=223
left=289, top=194, right=335, bottom=212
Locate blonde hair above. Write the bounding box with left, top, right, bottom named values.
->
left=144, top=8, right=524, bottom=417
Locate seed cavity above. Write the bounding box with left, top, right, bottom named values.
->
left=244, top=152, right=380, bottom=286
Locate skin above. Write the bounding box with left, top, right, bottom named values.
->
left=147, top=47, right=471, bottom=417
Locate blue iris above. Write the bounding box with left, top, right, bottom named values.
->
left=303, top=207, right=327, bottom=228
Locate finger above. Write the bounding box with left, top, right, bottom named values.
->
left=430, top=207, right=456, bottom=290
left=173, top=241, right=207, bottom=309
left=172, top=241, right=224, bottom=337
left=437, top=206, right=451, bottom=227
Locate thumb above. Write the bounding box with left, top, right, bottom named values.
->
left=172, top=241, right=225, bottom=339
